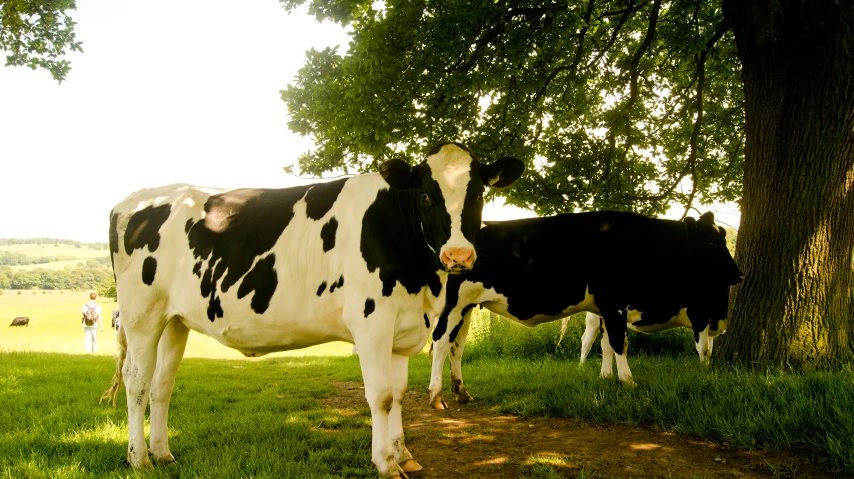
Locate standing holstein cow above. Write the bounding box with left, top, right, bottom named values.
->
left=428, top=211, right=741, bottom=409
left=9, top=316, right=30, bottom=327
left=99, top=143, right=523, bottom=477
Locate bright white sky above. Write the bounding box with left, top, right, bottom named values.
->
left=0, top=0, right=739, bottom=243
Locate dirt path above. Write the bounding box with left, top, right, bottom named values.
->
left=323, top=382, right=835, bottom=479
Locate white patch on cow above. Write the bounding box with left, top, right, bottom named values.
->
left=626, top=307, right=691, bottom=332
left=712, top=319, right=727, bottom=337
left=696, top=325, right=713, bottom=364
left=426, top=144, right=475, bottom=258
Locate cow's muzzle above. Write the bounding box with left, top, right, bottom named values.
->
left=441, top=247, right=476, bottom=272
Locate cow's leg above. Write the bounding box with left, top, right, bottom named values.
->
left=389, top=353, right=421, bottom=473
left=353, top=327, right=400, bottom=478
left=695, top=325, right=712, bottom=364
left=427, top=328, right=452, bottom=410
left=580, top=312, right=600, bottom=364
left=148, top=318, right=190, bottom=464
left=600, top=311, right=634, bottom=385
left=122, top=321, right=166, bottom=469
left=449, top=309, right=473, bottom=403
left=599, top=325, right=615, bottom=378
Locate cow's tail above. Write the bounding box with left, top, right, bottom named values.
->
left=99, top=324, right=127, bottom=409
left=557, top=317, right=570, bottom=345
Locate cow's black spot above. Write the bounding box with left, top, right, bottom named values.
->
left=207, top=296, right=223, bottom=322
left=237, top=254, right=277, bottom=314
left=329, top=275, right=344, bottom=293
left=449, top=310, right=470, bottom=343
left=461, top=303, right=476, bottom=319
left=186, top=185, right=323, bottom=320
left=304, top=178, right=348, bottom=220
left=124, top=204, right=172, bottom=255
left=184, top=218, right=193, bottom=234
left=109, top=212, right=119, bottom=280
left=321, top=217, right=338, bottom=252
left=192, top=261, right=202, bottom=277
left=361, top=189, right=441, bottom=297
left=364, top=298, right=375, bottom=317
left=433, top=274, right=463, bottom=341
left=424, top=314, right=430, bottom=328
left=142, top=257, right=157, bottom=285
left=316, top=281, right=327, bottom=296
left=109, top=212, right=119, bottom=255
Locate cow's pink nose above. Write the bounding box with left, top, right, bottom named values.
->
left=441, top=247, right=475, bottom=270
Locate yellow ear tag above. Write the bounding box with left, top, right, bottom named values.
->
left=488, top=175, right=501, bottom=186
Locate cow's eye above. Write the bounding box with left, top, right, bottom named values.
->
left=709, top=242, right=719, bottom=248
left=421, top=193, right=432, bottom=206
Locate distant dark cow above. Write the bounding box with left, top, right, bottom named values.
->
left=428, top=211, right=741, bottom=409
left=9, top=316, right=29, bottom=327
left=100, top=143, right=523, bottom=477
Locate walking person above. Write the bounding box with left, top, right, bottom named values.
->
left=81, top=292, right=104, bottom=353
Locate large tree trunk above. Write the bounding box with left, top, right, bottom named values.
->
left=718, top=0, right=854, bottom=369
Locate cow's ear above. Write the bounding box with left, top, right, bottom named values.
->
left=481, top=157, right=525, bottom=188
left=698, top=211, right=716, bottom=227
left=379, top=158, right=419, bottom=190
left=718, top=226, right=727, bottom=239
left=683, top=216, right=697, bottom=232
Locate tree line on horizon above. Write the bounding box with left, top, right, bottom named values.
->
left=0, top=238, right=114, bottom=294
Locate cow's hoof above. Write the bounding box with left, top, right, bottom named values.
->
left=456, top=388, right=473, bottom=403
left=152, top=453, right=176, bottom=465
left=129, top=457, right=154, bottom=470
left=620, top=378, right=637, bottom=387
left=429, top=392, right=448, bottom=410
left=392, top=464, right=409, bottom=479
left=400, top=459, right=422, bottom=472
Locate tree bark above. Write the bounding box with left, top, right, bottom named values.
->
left=719, top=0, right=854, bottom=369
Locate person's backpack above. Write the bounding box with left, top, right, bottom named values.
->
left=83, top=304, right=98, bottom=326
left=111, top=309, right=120, bottom=329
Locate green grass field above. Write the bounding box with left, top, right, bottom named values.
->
left=2, top=292, right=853, bottom=477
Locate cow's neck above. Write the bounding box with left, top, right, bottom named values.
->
left=360, top=188, right=442, bottom=298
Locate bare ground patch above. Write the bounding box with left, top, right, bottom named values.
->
left=323, top=382, right=836, bottom=478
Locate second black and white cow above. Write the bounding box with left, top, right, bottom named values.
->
left=9, top=316, right=30, bottom=327
left=428, top=211, right=741, bottom=409
left=100, top=143, right=523, bottom=477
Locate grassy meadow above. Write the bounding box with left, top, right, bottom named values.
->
left=1, top=295, right=853, bottom=477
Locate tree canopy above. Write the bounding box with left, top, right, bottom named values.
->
left=1, top=0, right=82, bottom=82
left=281, top=0, right=744, bottom=217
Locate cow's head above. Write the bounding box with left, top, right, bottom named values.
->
left=379, top=142, right=524, bottom=272
left=684, top=212, right=743, bottom=286
left=684, top=212, right=741, bottom=340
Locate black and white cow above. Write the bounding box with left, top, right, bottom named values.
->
left=99, top=143, right=523, bottom=477
left=9, top=316, right=29, bottom=327
left=428, top=211, right=741, bottom=409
